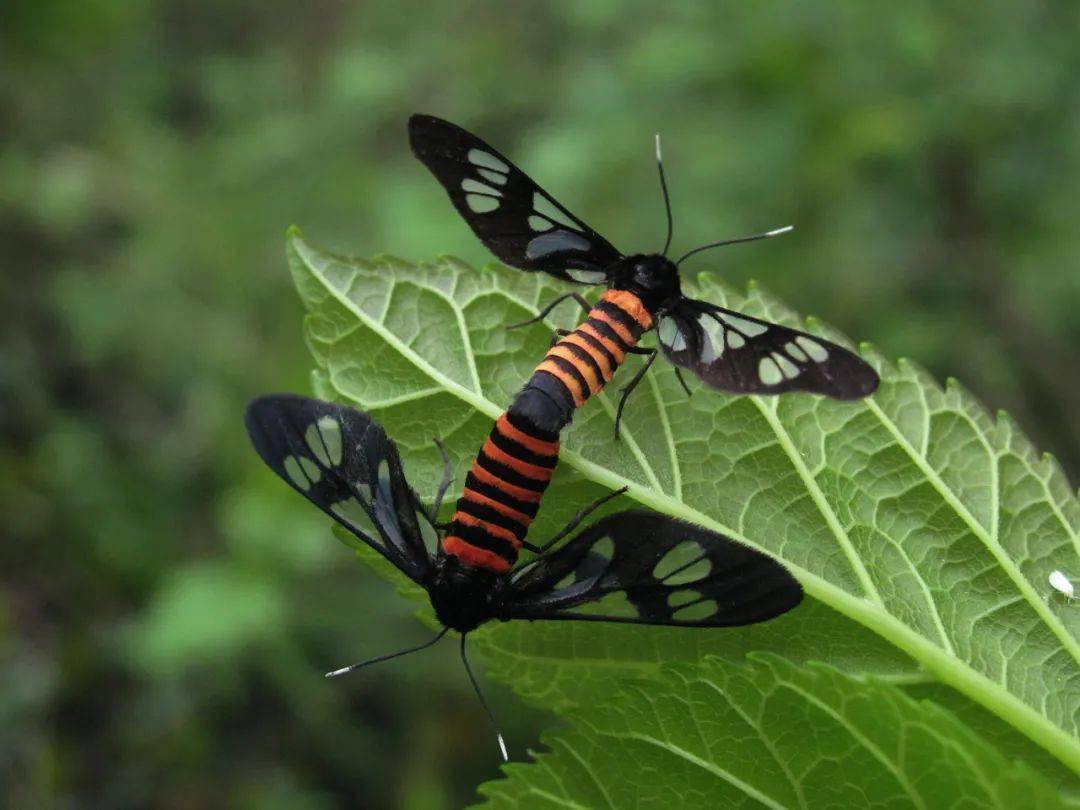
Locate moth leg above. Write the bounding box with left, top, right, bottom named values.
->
left=673, top=366, right=693, bottom=397
left=428, top=438, right=453, bottom=523
left=506, top=292, right=592, bottom=331
left=547, top=327, right=574, bottom=348
left=521, top=486, right=629, bottom=555
left=614, top=349, right=658, bottom=440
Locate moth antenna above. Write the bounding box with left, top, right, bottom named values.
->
left=325, top=626, right=449, bottom=678
left=676, top=225, right=793, bottom=266
left=655, top=134, right=674, bottom=257
left=460, top=634, right=508, bottom=761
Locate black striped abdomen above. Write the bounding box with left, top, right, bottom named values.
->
left=530, top=289, right=653, bottom=419
left=441, top=412, right=560, bottom=572
left=441, top=289, right=654, bottom=573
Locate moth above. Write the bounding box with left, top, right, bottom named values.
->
left=245, top=394, right=802, bottom=759
left=410, top=114, right=880, bottom=436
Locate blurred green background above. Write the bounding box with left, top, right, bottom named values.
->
left=3, top=1, right=1078, bottom=806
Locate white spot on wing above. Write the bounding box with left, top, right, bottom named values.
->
left=316, top=416, right=343, bottom=465
left=466, top=194, right=499, bottom=213
left=758, top=356, right=783, bottom=386
left=785, top=341, right=808, bottom=361
left=566, top=268, right=606, bottom=284
left=721, top=313, right=769, bottom=337
left=283, top=456, right=310, bottom=491
left=592, top=536, right=615, bottom=561
left=653, top=540, right=710, bottom=583
left=532, top=193, right=578, bottom=230
left=773, top=352, right=800, bottom=380
left=331, top=497, right=377, bottom=536
left=658, top=319, right=686, bottom=352
left=667, top=589, right=702, bottom=608
left=795, top=335, right=829, bottom=362
left=726, top=330, right=745, bottom=349
left=461, top=178, right=502, bottom=197
left=467, top=148, right=509, bottom=173
left=528, top=214, right=553, bottom=232
left=672, top=598, right=717, bottom=622
left=305, top=423, right=331, bottom=466
left=283, top=455, right=321, bottom=490
left=698, top=316, right=726, bottom=364
left=477, top=168, right=507, bottom=185
left=300, top=457, right=321, bottom=480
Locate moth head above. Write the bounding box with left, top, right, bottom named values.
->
left=614, top=253, right=682, bottom=311
left=429, top=555, right=503, bottom=633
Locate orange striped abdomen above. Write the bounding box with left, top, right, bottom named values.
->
left=441, top=289, right=653, bottom=573
left=441, top=412, right=560, bottom=572
left=533, top=289, right=653, bottom=410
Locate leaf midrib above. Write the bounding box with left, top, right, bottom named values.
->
left=295, top=238, right=1080, bottom=776
left=864, top=397, right=1080, bottom=668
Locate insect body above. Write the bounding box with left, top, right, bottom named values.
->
left=409, top=114, right=880, bottom=434
left=245, top=394, right=803, bottom=757
left=439, top=293, right=652, bottom=572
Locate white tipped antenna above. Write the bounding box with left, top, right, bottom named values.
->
left=324, top=627, right=449, bottom=679
left=654, top=133, right=674, bottom=256
left=1049, top=570, right=1076, bottom=600
left=675, top=224, right=795, bottom=266
left=460, top=635, right=509, bottom=762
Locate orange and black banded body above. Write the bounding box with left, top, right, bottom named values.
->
left=442, top=289, right=653, bottom=573
left=441, top=413, right=560, bottom=573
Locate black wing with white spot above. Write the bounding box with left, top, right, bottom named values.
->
left=244, top=395, right=434, bottom=582
left=657, top=299, right=879, bottom=400
left=409, top=114, right=621, bottom=284
left=501, top=510, right=802, bottom=626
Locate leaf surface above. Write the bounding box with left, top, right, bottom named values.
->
left=479, top=655, right=1066, bottom=810
left=287, top=231, right=1080, bottom=789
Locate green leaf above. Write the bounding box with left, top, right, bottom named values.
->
left=286, top=230, right=1080, bottom=787
left=479, top=655, right=1065, bottom=809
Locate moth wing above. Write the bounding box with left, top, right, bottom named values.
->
left=657, top=299, right=879, bottom=399
left=245, top=395, right=435, bottom=581
left=409, top=114, right=621, bottom=284
left=503, top=509, right=802, bottom=626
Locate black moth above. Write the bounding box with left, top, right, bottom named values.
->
left=409, top=114, right=880, bottom=403
left=245, top=394, right=802, bottom=759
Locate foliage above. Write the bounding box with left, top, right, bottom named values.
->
left=482, top=656, right=1062, bottom=809
left=288, top=235, right=1080, bottom=805
left=4, top=1, right=1079, bottom=806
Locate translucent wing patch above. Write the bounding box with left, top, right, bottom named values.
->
left=503, top=510, right=802, bottom=626
left=657, top=299, right=879, bottom=400
left=409, top=114, right=622, bottom=282
left=244, top=395, right=432, bottom=582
